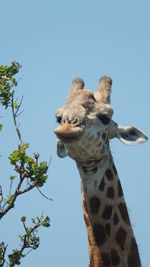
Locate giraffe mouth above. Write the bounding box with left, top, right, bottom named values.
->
left=54, top=124, right=84, bottom=143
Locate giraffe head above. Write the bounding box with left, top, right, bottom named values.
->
left=54, top=77, right=148, bottom=161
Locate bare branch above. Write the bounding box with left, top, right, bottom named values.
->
left=14, top=96, right=24, bottom=117
left=11, top=91, right=23, bottom=145
left=16, top=110, right=24, bottom=117
left=36, top=186, right=53, bottom=201
left=48, top=156, right=52, bottom=168
left=0, top=176, right=40, bottom=219
left=0, top=185, right=3, bottom=211
left=18, top=181, right=37, bottom=195
left=9, top=181, right=13, bottom=196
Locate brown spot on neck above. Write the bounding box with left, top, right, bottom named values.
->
left=111, top=249, right=121, bottom=266
left=115, top=226, right=127, bottom=250
left=105, top=168, right=114, bottom=180
left=89, top=197, right=101, bottom=215
left=113, top=212, right=119, bottom=225
left=93, top=223, right=107, bottom=246
left=101, top=252, right=111, bottom=267
left=117, top=179, right=123, bottom=197
left=105, top=223, right=111, bottom=237
left=99, top=177, right=105, bottom=191
left=127, top=238, right=142, bottom=267
left=119, top=202, right=130, bottom=225
left=107, top=186, right=115, bottom=198
left=102, top=205, right=113, bottom=220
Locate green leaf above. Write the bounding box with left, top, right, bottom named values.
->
left=33, top=152, right=39, bottom=159
left=39, top=161, right=48, bottom=172
left=42, top=216, right=50, bottom=227
left=9, top=150, right=20, bottom=165
left=0, top=242, right=6, bottom=263
left=36, top=175, right=48, bottom=187
left=9, top=144, right=29, bottom=165
left=6, top=195, right=13, bottom=204
left=6, top=65, right=19, bottom=78
left=10, top=175, right=16, bottom=180
left=0, top=124, right=3, bottom=132
left=0, top=65, right=8, bottom=78
left=21, top=216, right=26, bottom=222
left=8, top=250, right=22, bottom=265
left=31, top=162, right=37, bottom=172
left=26, top=227, right=32, bottom=234
left=25, top=156, right=34, bottom=164
left=13, top=102, right=18, bottom=109
left=0, top=62, right=21, bottom=108
left=21, top=143, right=29, bottom=151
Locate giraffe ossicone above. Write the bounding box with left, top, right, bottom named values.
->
left=54, top=76, right=148, bottom=267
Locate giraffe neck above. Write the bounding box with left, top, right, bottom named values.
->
left=76, top=153, right=142, bottom=267
left=77, top=154, right=111, bottom=194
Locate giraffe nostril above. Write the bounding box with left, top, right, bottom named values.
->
left=72, top=117, right=80, bottom=126
left=65, top=117, right=72, bottom=124
left=62, top=118, right=68, bottom=124
left=62, top=117, right=81, bottom=126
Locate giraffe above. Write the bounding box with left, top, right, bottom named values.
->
left=54, top=77, right=148, bottom=267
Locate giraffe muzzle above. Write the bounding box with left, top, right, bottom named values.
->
left=54, top=124, right=84, bottom=141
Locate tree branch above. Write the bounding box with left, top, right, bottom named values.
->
left=36, top=186, right=53, bottom=201
left=0, top=175, right=25, bottom=219
left=0, top=63, right=50, bottom=266
left=11, top=91, right=22, bottom=145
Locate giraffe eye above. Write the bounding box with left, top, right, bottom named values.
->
left=56, top=116, right=62, bottom=123
left=96, top=115, right=110, bottom=125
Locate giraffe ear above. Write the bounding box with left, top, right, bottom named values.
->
left=116, top=125, right=148, bottom=145
left=56, top=139, right=68, bottom=158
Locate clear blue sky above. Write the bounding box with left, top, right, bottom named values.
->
left=0, top=0, right=150, bottom=266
